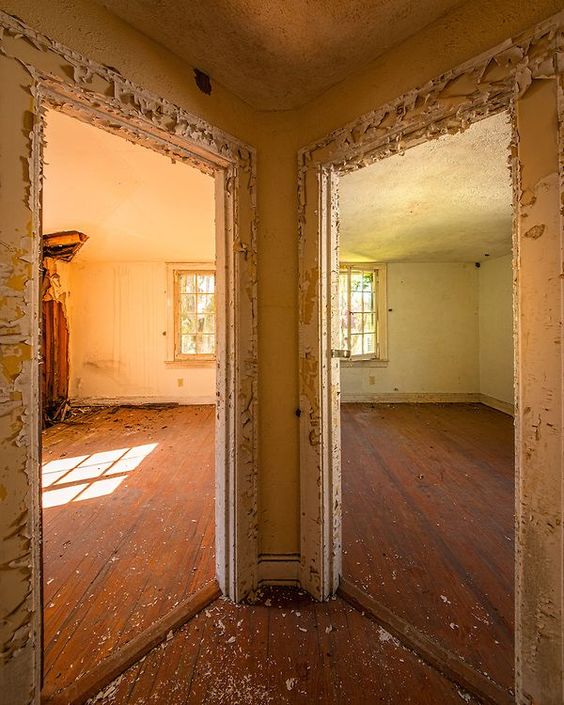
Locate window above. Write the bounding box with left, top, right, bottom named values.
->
left=338, top=263, right=387, bottom=361
left=167, top=263, right=216, bottom=363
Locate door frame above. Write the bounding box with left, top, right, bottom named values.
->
left=33, top=73, right=260, bottom=596
left=0, top=10, right=259, bottom=700
left=297, top=12, right=563, bottom=704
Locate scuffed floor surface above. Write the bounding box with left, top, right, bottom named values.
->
left=87, top=590, right=479, bottom=705
left=42, top=405, right=215, bottom=697
left=342, top=403, right=514, bottom=690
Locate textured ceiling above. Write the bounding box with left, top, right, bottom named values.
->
left=99, top=0, right=465, bottom=110
left=43, top=109, right=215, bottom=262
left=339, top=112, right=513, bottom=263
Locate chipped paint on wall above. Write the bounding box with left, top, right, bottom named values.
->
left=297, top=11, right=563, bottom=705
left=515, top=69, right=563, bottom=705
left=0, top=10, right=258, bottom=704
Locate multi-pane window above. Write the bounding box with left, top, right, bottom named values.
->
left=338, top=264, right=386, bottom=360
left=174, top=269, right=216, bottom=359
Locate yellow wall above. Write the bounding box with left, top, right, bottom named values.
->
left=2, top=0, right=559, bottom=578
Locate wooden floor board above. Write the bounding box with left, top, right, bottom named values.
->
left=86, top=591, right=481, bottom=705
left=341, top=402, right=514, bottom=691
left=44, top=401, right=513, bottom=703
left=41, top=405, right=215, bottom=697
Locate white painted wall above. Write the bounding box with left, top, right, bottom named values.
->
left=43, top=109, right=217, bottom=405
left=341, top=263, right=480, bottom=397
left=478, top=254, right=514, bottom=405
left=341, top=258, right=514, bottom=407
left=68, top=261, right=215, bottom=404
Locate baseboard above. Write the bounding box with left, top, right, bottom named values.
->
left=341, top=392, right=480, bottom=404
left=70, top=395, right=216, bottom=406
left=257, top=553, right=300, bottom=585
left=41, top=580, right=221, bottom=705
left=479, top=394, right=514, bottom=416
left=340, top=392, right=515, bottom=418
left=338, top=578, right=512, bottom=705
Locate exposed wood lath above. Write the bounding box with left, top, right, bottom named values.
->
left=41, top=299, right=69, bottom=425
left=41, top=257, right=72, bottom=425
left=43, top=230, right=88, bottom=262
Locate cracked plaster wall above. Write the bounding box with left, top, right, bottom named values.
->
left=295, top=0, right=564, bottom=143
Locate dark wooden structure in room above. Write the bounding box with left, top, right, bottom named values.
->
left=41, top=230, right=87, bottom=424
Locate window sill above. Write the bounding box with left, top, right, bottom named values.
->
left=341, top=358, right=389, bottom=368
left=165, top=359, right=216, bottom=368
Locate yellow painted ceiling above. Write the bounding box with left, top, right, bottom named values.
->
left=98, top=0, right=466, bottom=110
left=339, top=111, right=513, bottom=263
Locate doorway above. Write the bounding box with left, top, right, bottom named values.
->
left=0, top=22, right=259, bottom=702
left=39, top=108, right=218, bottom=697
left=337, top=112, right=515, bottom=691
left=296, top=25, right=564, bottom=699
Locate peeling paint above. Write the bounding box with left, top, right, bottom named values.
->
left=0, top=10, right=259, bottom=705
left=523, top=224, right=546, bottom=239
left=297, top=11, right=563, bottom=705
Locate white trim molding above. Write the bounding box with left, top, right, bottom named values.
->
left=340, top=392, right=480, bottom=404
left=479, top=394, right=514, bottom=417
left=340, top=392, right=515, bottom=417
left=69, top=396, right=217, bottom=406
left=257, top=554, right=301, bottom=586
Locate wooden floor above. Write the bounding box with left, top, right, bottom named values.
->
left=43, top=402, right=513, bottom=702
left=342, top=403, right=514, bottom=691
left=87, top=588, right=479, bottom=705
left=41, top=405, right=215, bottom=697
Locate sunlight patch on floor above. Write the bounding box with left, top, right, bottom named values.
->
left=42, top=443, right=158, bottom=508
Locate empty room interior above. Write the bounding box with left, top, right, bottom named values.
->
left=0, top=3, right=562, bottom=705
left=40, top=109, right=217, bottom=696
left=339, top=111, right=514, bottom=692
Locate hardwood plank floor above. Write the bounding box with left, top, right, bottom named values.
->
left=41, top=405, right=215, bottom=697
left=87, top=589, right=480, bottom=705
left=341, top=403, right=514, bottom=691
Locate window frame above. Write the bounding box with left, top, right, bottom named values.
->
left=166, top=261, right=216, bottom=365
left=338, top=262, right=388, bottom=362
